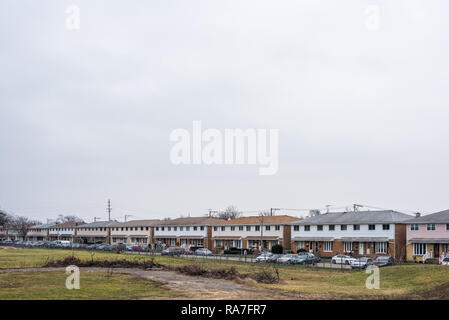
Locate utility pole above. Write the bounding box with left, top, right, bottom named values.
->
left=107, top=199, right=112, bottom=221
left=260, top=215, right=264, bottom=252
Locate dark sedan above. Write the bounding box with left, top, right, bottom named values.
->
left=373, top=256, right=394, bottom=267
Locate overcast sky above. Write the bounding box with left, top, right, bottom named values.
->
left=1, top=0, right=448, bottom=222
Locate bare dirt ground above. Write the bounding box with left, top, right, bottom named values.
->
left=0, top=267, right=309, bottom=300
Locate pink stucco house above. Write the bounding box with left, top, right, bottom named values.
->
left=406, top=209, right=449, bottom=263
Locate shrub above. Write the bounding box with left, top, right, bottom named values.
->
left=271, top=244, right=283, bottom=254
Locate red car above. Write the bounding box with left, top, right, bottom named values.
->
left=132, top=245, right=145, bottom=252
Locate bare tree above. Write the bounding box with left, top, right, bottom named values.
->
left=216, top=205, right=241, bottom=220
left=55, top=215, right=83, bottom=223
left=309, top=209, right=321, bottom=217
left=0, top=209, right=12, bottom=227
left=259, top=210, right=272, bottom=216
left=9, top=215, right=41, bottom=239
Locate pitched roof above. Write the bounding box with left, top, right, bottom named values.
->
left=52, top=221, right=85, bottom=228
left=406, top=209, right=449, bottom=224
left=213, top=215, right=300, bottom=225
left=76, top=221, right=118, bottom=228
left=113, top=219, right=160, bottom=227
left=292, top=210, right=412, bottom=225
left=155, top=217, right=220, bottom=226
left=29, top=222, right=58, bottom=229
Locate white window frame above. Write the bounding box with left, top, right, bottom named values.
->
left=375, top=242, right=388, bottom=254
left=427, top=224, right=436, bottom=231
left=410, top=224, right=419, bottom=231
left=344, top=242, right=353, bottom=252
left=296, top=241, right=305, bottom=250
left=413, top=243, right=426, bottom=256
left=323, top=241, right=333, bottom=252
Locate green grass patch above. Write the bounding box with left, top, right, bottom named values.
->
left=0, top=271, right=183, bottom=300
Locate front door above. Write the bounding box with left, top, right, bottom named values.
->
left=434, top=244, right=440, bottom=258
left=359, top=242, right=364, bottom=255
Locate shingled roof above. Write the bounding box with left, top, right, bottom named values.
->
left=155, top=217, right=220, bottom=226
left=213, top=215, right=300, bottom=225
left=406, top=209, right=449, bottom=224
left=293, top=210, right=412, bottom=225
left=113, top=219, right=160, bottom=227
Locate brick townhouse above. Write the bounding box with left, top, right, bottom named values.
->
left=211, top=215, right=300, bottom=253
left=48, top=221, right=85, bottom=241
left=406, top=209, right=449, bottom=263
left=110, top=219, right=160, bottom=246
left=27, top=222, right=58, bottom=241
left=152, top=217, right=219, bottom=250
left=76, top=221, right=116, bottom=244
left=290, top=210, right=412, bottom=261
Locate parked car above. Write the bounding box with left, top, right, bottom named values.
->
left=255, top=252, right=273, bottom=263
left=331, top=254, right=356, bottom=265
left=195, top=248, right=213, bottom=256
left=181, top=248, right=193, bottom=255
left=440, top=257, right=449, bottom=266
left=350, top=257, right=373, bottom=269
left=267, top=254, right=282, bottom=263
left=373, top=256, right=394, bottom=267
left=162, top=247, right=183, bottom=256
left=277, top=254, right=297, bottom=264
left=132, top=245, right=146, bottom=252
left=293, top=253, right=319, bottom=265
left=298, top=252, right=320, bottom=263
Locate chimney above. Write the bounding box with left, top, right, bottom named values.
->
left=415, top=212, right=421, bottom=218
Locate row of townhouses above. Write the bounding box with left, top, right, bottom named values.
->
left=2, top=209, right=449, bottom=262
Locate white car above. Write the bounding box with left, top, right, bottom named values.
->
left=255, top=252, right=273, bottom=263
left=195, top=248, right=213, bottom=256
left=441, top=257, right=449, bottom=266
left=350, top=257, right=373, bottom=269
left=331, top=254, right=356, bottom=265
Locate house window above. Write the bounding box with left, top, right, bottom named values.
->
left=329, top=225, right=335, bottom=231
left=221, top=226, right=225, bottom=231
left=161, top=227, right=165, bottom=231
left=231, top=226, right=235, bottom=231
left=382, top=224, right=390, bottom=230
left=246, top=226, right=251, bottom=231
left=353, top=225, right=360, bottom=231
left=427, top=224, right=436, bottom=231
left=369, top=224, right=376, bottom=230
left=293, top=226, right=299, bottom=231
left=410, top=224, right=419, bottom=231
left=304, top=225, right=310, bottom=231
left=323, top=241, right=333, bottom=252
left=174, top=227, right=177, bottom=231
left=443, top=244, right=449, bottom=252
left=215, top=240, right=222, bottom=247
left=340, top=225, right=347, bottom=231
left=146, top=227, right=149, bottom=231
left=296, top=241, right=305, bottom=250
left=413, top=243, right=426, bottom=256
left=194, top=227, right=197, bottom=231
left=200, top=226, right=204, bottom=231
left=214, top=227, right=218, bottom=231
left=186, top=227, right=190, bottom=231
left=255, top=226, right=260, bottom=231
left=239, top=226, right=243, bottom=231
left=375, top=242, right=388, bottom=254
left=180, top=227, right=184, bottom=231
left=344, top=242, right=353, bottom=252
left=446, top=224, right=449, bottom=231
left=275, top=225, right=280, bottom=231
left=317, top=225, right=323, bottom=231
left=168, top=227, right=171, bottom=231
left=265, top=226, right=271, bottom=231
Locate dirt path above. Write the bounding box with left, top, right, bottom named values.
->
left=0, top=267, right=304, bottom=300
